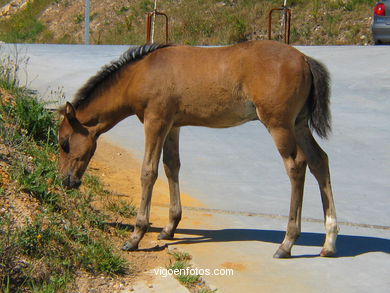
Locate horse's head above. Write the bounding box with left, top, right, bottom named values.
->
left=58, top=102, right=97, bottom=189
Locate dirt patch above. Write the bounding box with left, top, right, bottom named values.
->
left=89, top=137, right=204, bottom=208
left=0, top=144, right=41, bottom=228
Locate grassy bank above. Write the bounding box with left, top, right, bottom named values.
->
left=0, top=49, right=134, bottom=292
left=0, top=0, right=376, bottom=45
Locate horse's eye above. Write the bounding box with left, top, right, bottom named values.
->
left=60, top=138, right=70, bottom=153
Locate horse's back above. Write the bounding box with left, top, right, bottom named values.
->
left=131, top=41, right=311, bottom=128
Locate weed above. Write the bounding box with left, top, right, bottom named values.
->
left=83, top=172, right=108, bottom=193
left=0, top=46, right=30, bottom=89
left=325, top=14, right=341, bottom=38
left=116, top=6, right=130, bottom=15
left=165, top=249, right=214, bottom=290
left=18, top=219, right=50, bottom=257
left=82, top=206, right=109, bottom=230
left=15, top=94, right=58, bottom=145
left=228, top=15, right=248, bottom=43
left=0, top=216, right=20, bottom=291
left=289, top=0, right=306, bottom=6
left=166, top=260, right=187, bottom=271
left=106, top=199, right=137, bottom=218
left=124, top=15, right=134, bottom=32
left=112, top=224, right=132, bottom=238
left=79, top=240, right=128, bottom=275
left=74, top=13, right=84, bottom=24
left=16, top=162, right=59, bottom=205
left=30, top=273, right=71, bottom=292
left=90, top=12, right=99, bottom=22
left=139, top=0, right=153, bottom=14
left=166, top=259, right=201, bottom=287
left=312, top=0, right=320, bottom=20
left=177, top=273, right=201, bottom=285
left=169, top=250, right=192, bottom=262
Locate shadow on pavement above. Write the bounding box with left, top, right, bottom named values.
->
left=170, top=228, right=390, bottom=258
left=108, top=223, right=390, bottom=257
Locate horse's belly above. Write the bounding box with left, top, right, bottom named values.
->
left=176, top=99, right=258, bottom=128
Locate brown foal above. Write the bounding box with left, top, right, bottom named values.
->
left=58, top=41, right=338, bottom=258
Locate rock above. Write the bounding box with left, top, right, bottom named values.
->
left=0, top=0, right=32, bottom=19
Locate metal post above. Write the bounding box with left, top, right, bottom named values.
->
left=146, top=11, right=169, bottom=44
left=151, top=0, right=158, bottom=43
left=268, top=5, right=291, bottom=44
left=85, top=0, right=90, bottom=45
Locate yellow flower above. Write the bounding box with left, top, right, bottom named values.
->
left=37, top=234, right=42, bottom=240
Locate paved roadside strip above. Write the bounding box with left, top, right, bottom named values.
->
left=152, top=205, right=390, bottom=293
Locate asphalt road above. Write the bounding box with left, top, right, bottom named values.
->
left=1, top=43, right=389, bottom=292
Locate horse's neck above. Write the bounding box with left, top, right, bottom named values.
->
left=76, top=91, right=132, bottom=136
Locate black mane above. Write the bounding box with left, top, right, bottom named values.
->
left=72, top=43, right=171, bottom=109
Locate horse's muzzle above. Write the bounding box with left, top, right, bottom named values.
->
left=62, top=174, right=81, bottom=189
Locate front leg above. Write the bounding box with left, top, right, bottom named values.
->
left=122, top=118, right=171, bottom=251
left=158, top=127, right=182, bottom=240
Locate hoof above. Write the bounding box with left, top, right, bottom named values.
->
left=122, top=241, right=138, bottom=251
left=273, top=247, right=291, bottom=259
left=320, top=248, right=336, bottom=257
left=158, top=230, right=174, bottom=240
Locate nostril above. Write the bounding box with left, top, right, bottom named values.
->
left=61, top=172, right=82, bottom=189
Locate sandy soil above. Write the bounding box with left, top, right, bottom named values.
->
left=89, top=137, right=204, bottom=209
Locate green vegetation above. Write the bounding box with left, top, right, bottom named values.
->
left=167, top=249, right=203, bottom=289
left=0, top=0, right=376, bottom=45
left=166, top=249, right=218, bottom=292
left=168, top=250, right=192, bottom=262
left=0, top=0, right=55, bottom=43
left=106, top=199, right=138, bottom=218
left=0, top=48, right=134, bottom=292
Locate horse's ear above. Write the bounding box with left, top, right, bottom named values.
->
left=64, top=102, right=79, bottom=127
left=64, top=102, right=77, bottom=123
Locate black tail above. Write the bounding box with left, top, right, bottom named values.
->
left=306, top=56, right=331, bottom=139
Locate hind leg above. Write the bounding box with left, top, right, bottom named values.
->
left=270, top=126, right=307, bottom=258
left=158, top=127, right=182, bottom=240
left=296, top=125, right=338, bottom=257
